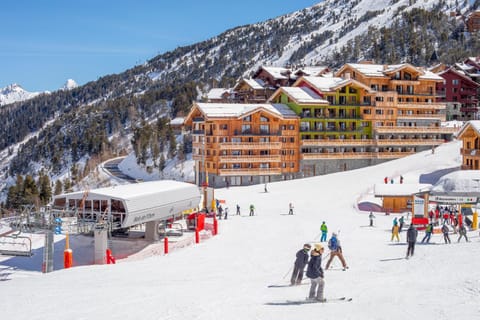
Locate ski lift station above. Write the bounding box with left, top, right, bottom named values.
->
left=52, top=180, right=201, bottom=263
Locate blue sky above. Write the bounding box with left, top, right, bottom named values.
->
left=0, top=0, right=320, bottom=92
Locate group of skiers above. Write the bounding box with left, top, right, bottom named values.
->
left=290, top=229, right=349, bottom=302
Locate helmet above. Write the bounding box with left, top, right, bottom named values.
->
left=303, top=243, right=312, bottom=249
left=314, top=243, right=324, bottom=251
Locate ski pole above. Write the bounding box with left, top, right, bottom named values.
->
left=282, top=264, right=294, bottom=279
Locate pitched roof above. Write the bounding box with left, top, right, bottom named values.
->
left=341, top=63, right=443, bottom=81
left=457, top=120, right=480, bottom=138
left=206, top=88, right=231, bottom=100
left=276, top=86, right=329, bottom=104
left=194, top=102, right=297, bottom=119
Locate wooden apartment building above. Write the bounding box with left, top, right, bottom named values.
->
left=183, top=102, right=300, bottom=187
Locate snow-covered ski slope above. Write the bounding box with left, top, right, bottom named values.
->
left=2, top=139, right=480, bottom=319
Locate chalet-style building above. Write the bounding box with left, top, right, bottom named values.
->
left=457, top=120, right=480, bottom=170
left=437, top=67, right=480, bottom=120
left=336, top=63, right=455, bottom=148
left=183, top=102, right=300, bottom=187
left=232, top=78, right=274, bottom=103
left=467, top=11, right=480, bottom=33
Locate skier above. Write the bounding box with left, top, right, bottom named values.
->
left=399, top=216, right=405, bottom=232
left=217, top=205, right=223, bottom=220
left=223, top=207, right=229, bottom=220
left=458, top=224, right=469, bottom=242
left=325, top=233, right=348, bottom=271
left=391, top=223, right=400, bottom=242
left=306, top=243, right=325, bottom=302
left=441, top=223, right=451, bottom=244
left=369, top=212, right=375, bottom=227
left=236, top=204, right=240, bottom=215
left=384, top=176, right=388, bottom=184
left=264, top=183, right=268, bottom=193
left=406, top=224, right=418, bottom=258
left=421, top=223, right=433, bottom=243
left=320, top=222, right=328, bottom=242
left=288, top=203, right=294, bottom=215
left=290, top=243, right=311, bottom=286
left=249, top=204, right=255, bottom=216
left=400, top=175, right=404, bottom=184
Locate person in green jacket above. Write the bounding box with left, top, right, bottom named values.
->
left=320, top=222, right=328, bottom=242
left=249, top=204, right=255, bottom=216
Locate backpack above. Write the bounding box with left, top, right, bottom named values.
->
left=328, top=237, right=338, bottom=251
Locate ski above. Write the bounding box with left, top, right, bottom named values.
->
left=266, top=297, right=352, bottom=305
left=268, top=282, right=308, bottom=288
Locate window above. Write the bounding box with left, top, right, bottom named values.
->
left=404, top=72, right=411, bottom=80
left=381, top=85, right=388, bottom=92
left=327, top=96, right=335, bottom=104
left=339, top=96, right=347, bottom=105
left=260, top=116, right=269, bottom=122
left=243, top=115, right=251, bottom=122
left=241, top=124, right=251, bottom=133
left=260, top=124, right=269, bottom=134
left=232, top=137, right=241, bottom=143
left=452, top=79, right=459, bottom=85
left=289, top=125, right=295, bottom=130
left=220, top=124, right=228, bottom=130
left=259, top=137, right=270, bottom=142
left=349, top=87, right=357, bottom=94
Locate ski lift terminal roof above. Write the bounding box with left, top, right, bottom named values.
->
left=53, top=180, right=201, bottom=228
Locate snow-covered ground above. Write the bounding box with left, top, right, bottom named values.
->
left=1, top=139, right=480, bottom=319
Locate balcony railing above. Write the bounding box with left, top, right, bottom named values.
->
left=219, top=155, right=282, bottom=163
left=375, top=139, right=444, bottom=146
left=218, top=168, right=283, bottom=176
left=233, top=130, right=282, bottom=136
left=301, top=139, right=375, bottom=146
left=461, top=148, right=480, bottom=158
left=397, top=114, right=446, bottom=121
left=301, top=151, right=415, bottom=160
left=219, top=142, right=282, bottom=150
left=374, top=126, right=458, bottom=134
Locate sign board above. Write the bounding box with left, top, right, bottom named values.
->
left=413, top=196, right=424, bottom=216
left=429, top=196, right=477, bottom=204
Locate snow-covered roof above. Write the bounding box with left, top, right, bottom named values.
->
left=430, top=170, right=480, bottom=196
left=261, top=66, right=290, bottom=80
left=207, top=88, right=231, bottom=100
left=343, top=63, right=443, bottom=81
left=170, top=117, right=185, bottom=126
left=457, top=120, right=480, bottom=138
left=194, top=102, right=297, bottom=118
left=374, top=183, right=432, bottom=197
left=243, top=78, right=266, bottom=90
left=295, top=66, right=329, bottom=76
left=278, top=86, right=329, bottom=104
left=53, top=180, right=201, bottom=228
left=298, top=76, right=373, bottom=93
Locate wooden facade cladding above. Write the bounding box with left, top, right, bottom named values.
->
left=184, top=103, right=300, bottom=183
left=457, top=122, right=480, bottom=170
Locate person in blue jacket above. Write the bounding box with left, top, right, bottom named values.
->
left=290, top=243, right=311, bottom=286
left=306, top=243, right=325, bottom=302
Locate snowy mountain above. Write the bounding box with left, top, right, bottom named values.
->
left=61, top=79, right=78, bottom=91
left=0, top=83, right=44, bottom=106
left=1, top=0, right=477, bottom=200
left=2, top=140, right=480, bottom=320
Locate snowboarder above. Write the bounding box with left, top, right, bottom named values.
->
left=249, top=204, right=255, bottom=216
left=320, top=222, right=328, bottom=242
left=306, top=243, right=325, bottom=302
left=406, top=224, right=418, bottom=258
left=236, top=204, right=240, bottom=215
left=391, top=224, right=400, bottom=242
left=421, top=223, right=433, bottom=243
left=325, top=233, right=348, bottom=270
left=441, top=223, right=451, bottom=244
left=288, top=203, right=294, bottom=215
left=458, top=224, right=469, bottom=242
left=290, top=243, right=311, bottom=286
left=369, top=212, right=375, bottom=227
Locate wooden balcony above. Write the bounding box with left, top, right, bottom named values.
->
left=461, top=148, right=480, bottom=158
left=219, top=142, right=282, bottom=150
left=397, top=102, right=445, bottom=109
left=301, top=139, right=375, bottom=147
left=374, top=126, right=458, bottom=134
left=219, top=155, right=282, bottom=163
left=361, top=114, right=397, bottom=121
left=301, top=151, right=415, bottom=160
left=397, top=114, right=446, bottom=121
left=218, top=168, right=283, bottom=176
left=376, top=139, right=444, bottom=146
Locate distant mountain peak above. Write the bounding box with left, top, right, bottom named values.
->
left=0, top=83, right=43, bottom=106
left=62, top=79, right=78, bottom=91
